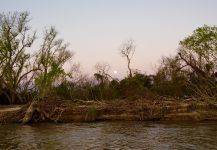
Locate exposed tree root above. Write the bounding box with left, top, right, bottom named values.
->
left=22, top=101, right=50, bottom=124
left=50, top=107, right=65, bottom=123
left=22, top=100, right=66, bottom=124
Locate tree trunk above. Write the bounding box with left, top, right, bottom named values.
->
left=22, top=101, right=38, bottom=124
left=128, top=61, right=132, bottom=78
left=22, top=100, right=50, bottom=124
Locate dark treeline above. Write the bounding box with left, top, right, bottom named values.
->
left=1, top=11, right=217, bottom=105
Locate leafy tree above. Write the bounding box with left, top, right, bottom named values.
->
left=178, top=25, right=217, bottom=98
left=35, top=27, right=72, bottom=98
left=0, top=11, right=36, bottom=104
left=178, top=25, right=217, bottom=78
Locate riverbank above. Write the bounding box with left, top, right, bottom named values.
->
left=1, top=98, right=217, bottom=124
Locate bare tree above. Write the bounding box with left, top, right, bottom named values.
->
left=94, top=62, right=113, bottom=85
left=119, top=39, right=136, bottom=78
left=156, top=55, right=187, bottom=81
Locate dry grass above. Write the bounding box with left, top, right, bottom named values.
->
left=0, top=98, right=217, bottom=124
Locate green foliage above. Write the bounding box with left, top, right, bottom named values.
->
left=118, top=73, right=153, bottom=99
left=152, top=76, right=189, bottom=97
left=1, top=12, right=217, bottom=104
left=0, top=11, right=36, bottom=104
left=35, top=27, right=72, bottom=98
left=85, top=107, right=97, bottom=121
left=178, top=25, right=217, bottom=98
left=180, top=25, right=217, bottom=59
left=151, top=56, right=190, bottom=97
left=179, top=25, right=217, bottom=77
left=54, top=81, right=90, bottom=100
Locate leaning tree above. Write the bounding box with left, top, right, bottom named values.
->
left=34, top=26, right=73, bottom=99
left=178, top=25, right=217, bottom=78
left=178, top=25, right=217, bottom=98
left=23, top=27, right=73, bottom=123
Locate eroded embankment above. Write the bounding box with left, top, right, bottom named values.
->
left=1, top=98, right=217, bottom=124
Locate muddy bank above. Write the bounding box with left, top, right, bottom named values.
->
left=1, top=98, right=217, bottom=124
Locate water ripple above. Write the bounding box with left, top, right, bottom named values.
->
left=0, top=122, right=217, bottom=150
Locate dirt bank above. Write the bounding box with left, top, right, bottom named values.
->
left=1, top=98, right=217, bottom=124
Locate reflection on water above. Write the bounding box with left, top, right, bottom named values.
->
left=0, top=122, right=217, bottom=150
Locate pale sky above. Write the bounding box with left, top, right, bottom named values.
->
left=1, top=0, right=217, bottom=77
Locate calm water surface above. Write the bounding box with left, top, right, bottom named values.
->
left=0, top=122, right=217, bottom=150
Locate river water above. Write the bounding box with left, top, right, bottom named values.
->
left=0, top=122, right=217, bottom=150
